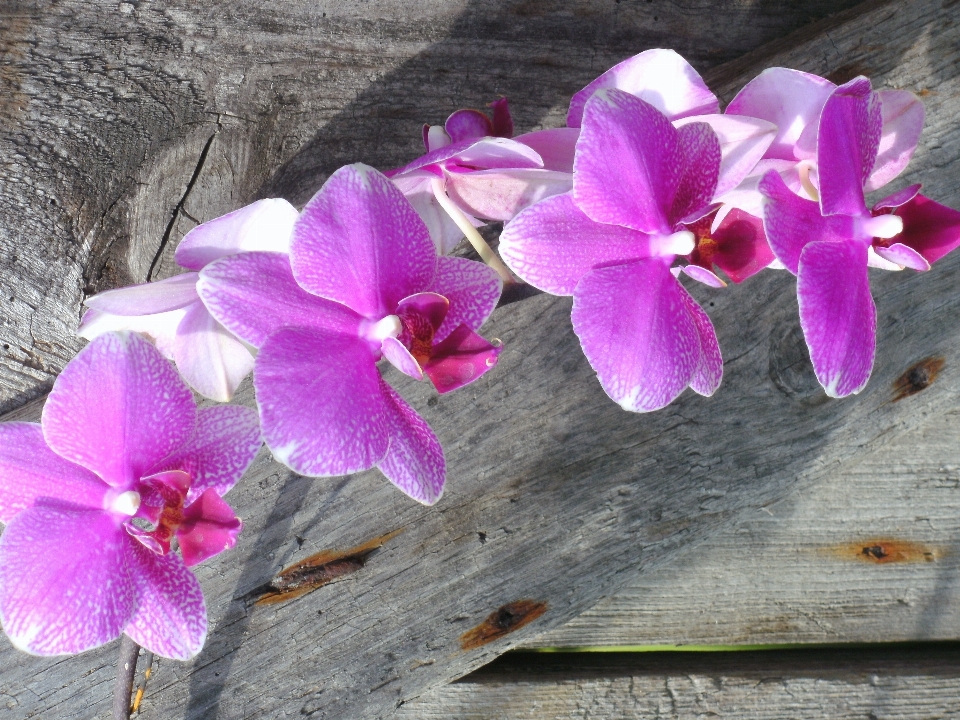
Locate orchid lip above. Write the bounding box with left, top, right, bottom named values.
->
left=861, top=214, right=904, bottom=239
left=106, top=489, right=141, bottom=517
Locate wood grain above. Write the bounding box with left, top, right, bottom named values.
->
left=1, top=1, right=959, bottom=719
left=406, top=645, right=960, bottom=719
left=526, top=409, right=960, bottom=648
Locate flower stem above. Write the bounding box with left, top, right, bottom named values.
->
left=113, top=634, right=140, bottom=720
left=431, top=178, right=515, bottom=284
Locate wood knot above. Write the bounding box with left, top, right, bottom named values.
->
left=459, top=599, right=548, bottom=650
left=893, top=357, right=944, bottom=401
left=768, top=322, right=828, bottom=405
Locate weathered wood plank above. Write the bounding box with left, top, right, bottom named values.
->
left=405, top=645, right=960, bottom=719
left=526, top=409, right=960, bottom=648
left=1, top=1, right=960, bottom=719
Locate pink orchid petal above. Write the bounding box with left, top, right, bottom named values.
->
left=681, top=264, right=726, bottom=288
left=422, top=324, right=502, bottom=394
left=84, top=273, right=200, bottom=316
left=675, top=114, right=777, bottom=197
left=198, top=251, right=362, bottom=348
left=428, top=256, right=502, bottom=343
left=759, top=170, right=849, bottom=274
left=0, top=501, right=135, bottom=655
left=725, top=68, right=836, bottom=161
left=394, top=136, right=543, bottom=176
left=710, top=208, right=775, bottom=283
left=174, top=198, right=299, bottom=271
left=382, top=336, right=424, bottom=380
left=499, top=193, right=651, bottom=296
left=671, top=122, right=721, bottom=224
left=123, top=543, right=206, bottom=659
left=568, top=49, right=718, bottom=128
left=817, top=77, right=881, bottom=217
left=377, top=380, right=445, bottom=505
left=78, top=306, right=186, bottom=360
left=291, top=164, right=436, bottom=319
left=797, top=240, right=875, bottom=398
left=514, top=128, right=580, bottom=172
left=575, top=89, right=681, bottom=234
left=677, top=285, right=722, bottom=397
left=873, top=183, right=922, bottom=212
left=393, top=172, right=469, bottom=255
left=571, top=259, right=700, bottom=412
left=444, top=108, right=493, bottom=142
left=43, top=332, right=196, bottom=487
left=0, top=423, right=106, bottom=523
left=254, top=328, right=391, bottom=477
left=866, top=90, right=925, bottom=193
left=490, top=97, right=513, bottom=138
left=893, top=194, right=960, bottom=265
left=177, top=490, right=243, bottom=567
left=874, top=242, right=931, bottom=272
left=444, top=167, right=573, bottom=222
left=172, top=303, right=255, bottom=402
left=153, top=405, right=262, bottom=503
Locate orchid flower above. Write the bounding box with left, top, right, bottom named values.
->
left=500, top=88, right=726, bottom=412
left=721, top=67, right=925, bottom=218
left=760, top=76, right=960, bottom=397
left=79, top=198, right=298, bottom=402
left=198, top=164, right=503, bottom=505
left=388, top=98, right=576, bottom=283
left=0, top=332, right=262, bottom=659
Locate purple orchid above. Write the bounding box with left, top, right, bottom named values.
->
left=760, top=76, right=960, bottom=397
left=79, top=198, right=298, bottom=402
left=0, top=331, right=262, bottom=658
left=421, top=97, right=514, bottom=152
left=721, top=67, right=925, bottom=218
left=198, top=164, right=503, bottom=504
left=500, top=88, right=726, bottom=412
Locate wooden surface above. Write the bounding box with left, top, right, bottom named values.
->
left=407, top=645, right=960, bottom=719
left=526, top=409, right=960, bottom=649
left=2, top=1, right=960, bottom=719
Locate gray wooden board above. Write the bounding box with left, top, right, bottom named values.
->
left=404, top=645, right=960, bottom=719
left=1, top=1, right=960, bottom=719
left=523, top=409, right=960, bottom=648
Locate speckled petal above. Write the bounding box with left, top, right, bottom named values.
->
left=797, top=240, right=875, bottom=397
left=428, top=256, right=502, bottom=342
left=123, top=543, right=206, bottom=659
left=254, top=327, right=390, bottom=477
left=670, top=121, right=721, bottom=225
left=377, top=380, right=445, bottom=505
left=152, top=405, right=262, bottom=503
left=500, top=193, right=651, bottom=296
left=0, top=423, right=106, bottom=523
left=0, top=500, right=134, bottom=655
left=571, top=258, right=699, bottom=412
left=675, top=114, right=776, bottom=198
left=291, top=164, right=437, bottom=319
left=817, top=77, right=880, bottom=217
left=43, top=332, right=196, bottom=487
left=575, top=89, right=681, bottom=234
left=198, top=251, right=362, bottom=348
